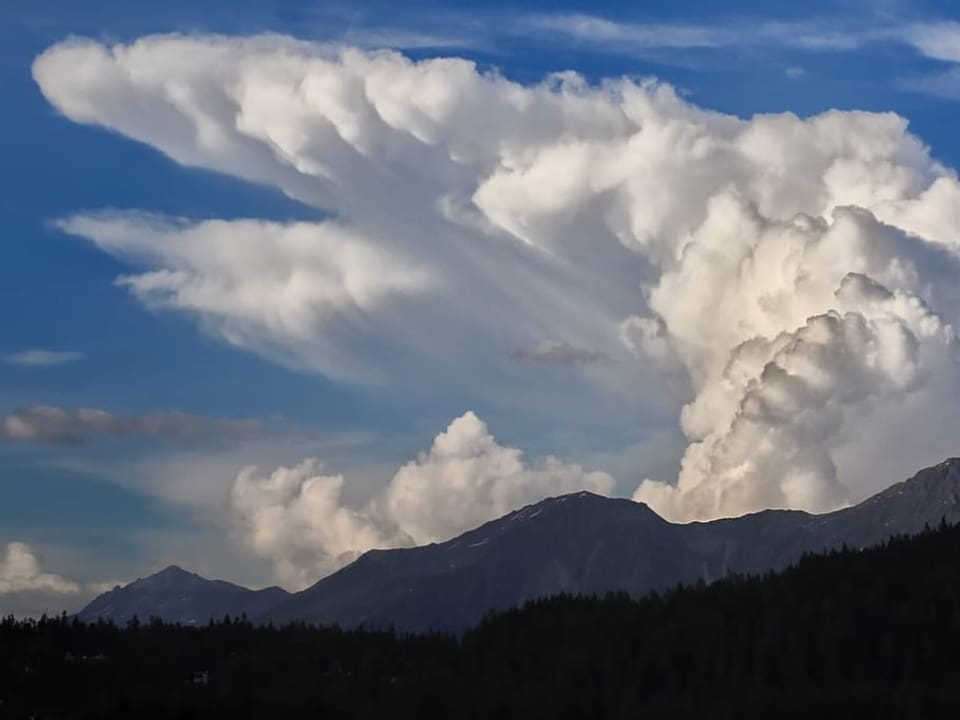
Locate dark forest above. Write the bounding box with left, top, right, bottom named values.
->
left=4, top=521, right=960, bottom=719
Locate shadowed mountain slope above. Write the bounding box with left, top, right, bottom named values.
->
left=76, top=565, right=289, bottom=625
left=78, top=458, right=960, bottom=631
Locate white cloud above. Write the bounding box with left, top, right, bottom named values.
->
left=895, top=23, right=960, bottom=99
left=1, top=405, right=259, bottom=445
left=230, top=412, right=614, bottom=588
left=56, top=214, right=435, bottom=380
left=903, top=22, right=960, bottom=63
left=631, top=196, right=960, bottom=520
left=516, top=14, right=960, bottom=62
left=335, top=27, right=478, bottom=52
left=0, top=542, right=82, bottom=618
left=898, top=68, right=960, bottom=100
left=384, top=412, right=614, bottom=542
left=2, top=350, right=84, bottom=367
left=36, top=35, right=653, bottom=412
left=515, top=14, right=872, bottom=54
left=518, top=14, right=725, bottom=50
left=517, top=14, right=960, bottom=85
left=0, top=542, right=122, bottom=618
left=33, top=36, right=960, bottom=525
left=0, top=542, right=79, bottom=595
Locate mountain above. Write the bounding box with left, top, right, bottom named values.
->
left=263, top=458, right=960, bottom=631
left=684, top=456, right=960, bottom=578
left=78, top=458, right=960, bottom=630
left=263, top=493, right=702, bottom=630
left=76, top=565, right=289, bottom=625
left=12, top=522, right=960, bottom=719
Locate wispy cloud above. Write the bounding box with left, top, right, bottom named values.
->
left=895, top=23, right=960, bottom=98
left=514, top=13, right=960, bottom=62
left=513, top=13, right=960, bottom=102
left=509, top=340, right=609, bottom=366
left=335, top=27, right=477, bottom=51
left=897, top=67, right=960, bottom=99
left=0, top=405, right=259, bottom=446
left=251, top=3, right=948, bottom=60
left=517, top=14, right=725, bottom=50
left=2, top=349, right=84, bottom=367
left=271, top=2, right=483, bottom=52
left=515, top=13, right=871, bottom=53
left=902, top=22, right=960, bottom=63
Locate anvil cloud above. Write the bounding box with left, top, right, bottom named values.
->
left=32, top=35, right=960, bottom=534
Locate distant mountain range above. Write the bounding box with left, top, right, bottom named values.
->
left=77, top=564, right=289, bottom=626
left=78, top=457, right=960, bottom=631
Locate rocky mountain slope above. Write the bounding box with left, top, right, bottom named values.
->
left=76, top=564, right=289, bottom=625
left=78, top=458, right=960, bottom=631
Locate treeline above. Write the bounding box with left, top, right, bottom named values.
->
left=4, top=521, right=960, bottom=719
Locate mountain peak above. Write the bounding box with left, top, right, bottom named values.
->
left=523, top=490, right=655, bottom=513
left=154, top=564, right=193, bottom=577
left=461, top=491, right=663, bottom=542
left=77, top=564, right=290, bottom=625
left=917, top=457, right=960, bottom=475
left=871, top=457, right=960, bottom=502
left=134, top=564, right=204, bottom=589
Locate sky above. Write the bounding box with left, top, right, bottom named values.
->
left=3, top=0, right=960, bottom=615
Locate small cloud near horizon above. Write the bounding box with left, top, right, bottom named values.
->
left=0, top=405, right=260, bottom=446
left=509, top=340, right=610, bottom=366
left=2, top=349, right=84, bottom=367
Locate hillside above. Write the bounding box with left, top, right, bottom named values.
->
left=5, top=520, right=960, bottom=718
left=77, top=565, right=289, bottom=626
left=264, top=458, right=960, bottom=630
left=75, top=458, right=960, bottom=631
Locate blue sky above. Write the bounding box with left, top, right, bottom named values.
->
left=3, top=0, right=960, bottom=610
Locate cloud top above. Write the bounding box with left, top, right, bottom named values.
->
left=231, top=411, right=614, bottom=588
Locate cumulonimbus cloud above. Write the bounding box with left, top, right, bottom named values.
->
left=1, top=405, right=259, bottom=445
left=230, top=412, right=614, bottom=588
left=32, top=35, right=960, bottom=524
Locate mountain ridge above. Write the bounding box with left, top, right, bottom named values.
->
left=77, top=457, right=960, bottom=630
left=76, top=564, right=290, bottom=625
